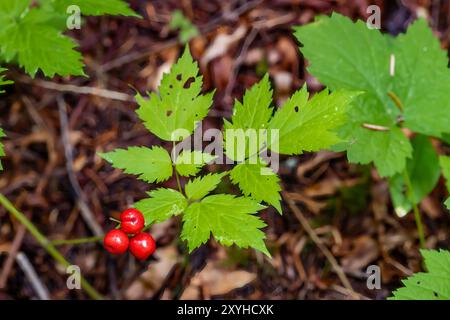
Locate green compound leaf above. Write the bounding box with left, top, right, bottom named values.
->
left=135, top=188, right=187, bottom=226
left=181, top=195, right=269, bottom=256
left=175, top=150, right=216, bottom=177
left=169, top=10, right=199, bottom=43
left=100, top=146, right=173, bottom=183
left=390, top=249, right=450, bottom=300
left=389, top=135, right=440, bottom=217
left=230, top=161, right=281, bottom=213
left=136, top=46, right=215, bottom=141
left=294, top=13, right=450, bottom=177
left=268, top=86, right=358, bottom=155
left=50, top=0, right=139, bottom=17
left=0, top=0, right=139, bottom=77
left=185, top=172, right=227, bottom=201
left=0, top=3, right=85, bottom=77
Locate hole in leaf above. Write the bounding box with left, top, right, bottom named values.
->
left=433, top=292, right=439, bottom=297
left=166, top=110, right=173, bottom=116
left=183, top=77, right=195, bottom=89
left=176, top=74, right=182, bottom=81
left=294, top=106, right=299, bottom=113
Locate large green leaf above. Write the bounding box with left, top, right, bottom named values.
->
left=294, top=13, right=450, bottom=176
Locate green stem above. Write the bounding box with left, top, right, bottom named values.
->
left=0, top=193, right=104, bottom=300
left=172, top=141, right=183, bottom=195
left=51, top=236, right=103, bottom=246
left=402, top=170, right=426, bottom=248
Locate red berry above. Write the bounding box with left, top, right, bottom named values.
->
left=120, top=208, right=145, bottom=234
left=129, top=233, right=156, bottom=260
left=104, top=229, right=129, bottom=254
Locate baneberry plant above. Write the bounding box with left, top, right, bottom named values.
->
left=294, top=13, right=450, bottom=246
left=100, top=46, right=357, bottom=256
left=0, top=0, right=138, bottom=78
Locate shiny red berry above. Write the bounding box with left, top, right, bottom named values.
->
left=103, top=229, right=129, bottom=254
left=129, top=233, right=156, bottom=260
left=120, top=208, right=145, bottom=235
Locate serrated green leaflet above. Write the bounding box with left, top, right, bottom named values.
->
left=230, top=161, right=281, bottom=213
left=100, top=146, right=173, bottom=183
left=136, top=47, right=214, bottom=141
left=185, top=172, right=227, bottom=200
left=390, top=249, right=450, bottom=300
left=181, top=195, right=269, bottom=256
left=175, top=150, right=216, bottom=177
left=389, top=135, right=440, bottom=216
left=224, top=74, right=273, bottom=161
left=268, top=87, right=358, bottom=155
left=135, top=188, right=187, bottom=226
left=294, top=13, right=450, bottom=176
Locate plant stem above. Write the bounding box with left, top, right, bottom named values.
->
left=51, top=236, right=103, bottom=246
left=0, top=193, right=104, bottom=300
left=402, top=170, right=426, bottom=248
left=172, top=141, right=183, bottom=194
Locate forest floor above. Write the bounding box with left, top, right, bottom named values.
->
left=0, top=0, right=449, bottom=300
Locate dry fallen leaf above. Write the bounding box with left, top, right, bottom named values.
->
left=181, top=262, right=256, bottom=299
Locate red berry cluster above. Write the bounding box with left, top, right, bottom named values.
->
left=103, top=208, right=156, bottom=260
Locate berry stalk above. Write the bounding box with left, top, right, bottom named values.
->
left=0, top=193, right=104, bottom=300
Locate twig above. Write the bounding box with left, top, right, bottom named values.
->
left=99, top=0, right=263, bottom=72
left=15, top=252, right=51, bottom=300
left=51, top=236, right=103, bottom=246
left=57, top=96, right=104, bottom=238
left=0, top=224, right=26, bottom=288
left=224, top=28, right=259, bottom=104
left=282, top=192, right=359, bottom=299
left=0, top=193, right=104, bottom=299
left=387, top=91, right=404, bottom=112
left=18, top=75, right=134, bottom=102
